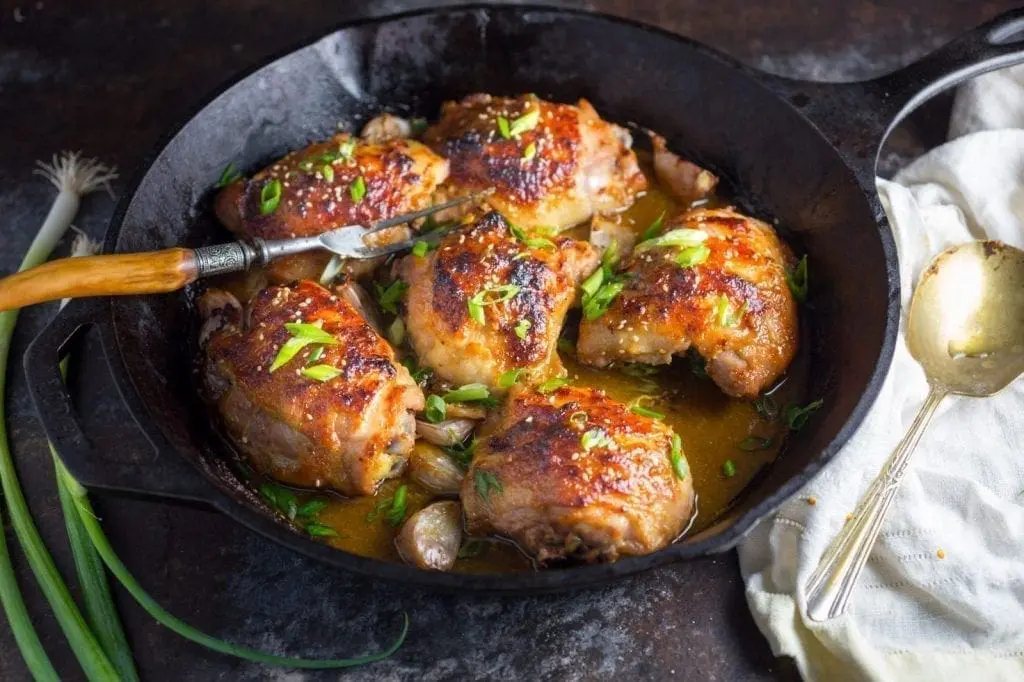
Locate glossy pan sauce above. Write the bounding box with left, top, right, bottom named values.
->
left=218, top=154, right=807, bottom=573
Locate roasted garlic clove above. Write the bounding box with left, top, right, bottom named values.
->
left=395, top=500, right=463, bottom=571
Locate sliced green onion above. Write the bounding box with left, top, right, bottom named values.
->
left=670, top=433, right=688, bottom=480
left=641, top=210, right=666, bottom=241
left=786, top=255, right=809, bottom=302
left=738, top=436, right=773, bottom=451
left=473, top=470, right=503, bottom=503
left=580, top=428, right=613, bottom=451
left=509, top=223, right=554, bottom=250
left=537, top=377, right=569, bottom=394
left=441, top=436, right=476, bottom=470
left=629, top=396, right=665, bottom=420
left=443, top=383, right=491, bottom=404
left=412, top=240, right=430, bottom=257
left=601, top=239, right=620, bottom=269
left=375, top=280, right=408, bottom=315
left=269, top=337, right=313, bottom=372
left=305, top=522, right=340, bottom=538
left=424, top=395, right=446, bottom=423
left=402, top=357, right=432, bottom=386
left=260, top=179, right=282, bottom=215
left=467, top=300, right=485, bottom=325
left=498, top=369, right=523, bottom=389
left=301, top=364, right=342, bottom=382
left=339, top=138, right=357, bottom=160
left=350, top=175, right=367, bottom=203
left=754, top=396, right=779, bottom=420
left=214, top=162, right=241, bottom=188
left=580, top=267, right=604, bottom=299
left=514, top=319, right=531, bottom=340
left=508, top=108, right=540, bottom=137
left=300, top=160, right=315, bottom=172
left=522, top=142, right=537, bottom=160
left=384, top=485, right=408, bottom=527
left=582, top=279, right=626, bottom=320
left=296, top=499, right=329, bottom=518
left=635, top=228, right=707, bottom=252
left=715, top=296, right=746, bottom=328
left=321, top=164, right=334, bottom=182
left=784, top=399, right=824, bottom=431
left=722, top=459, right=737, bottom=477
left=496, top=116, right=511, bottom=139
left=676, top=243, right=711, bottom=268
left=284, top=322, right=338, bottom=344
left=307, top=346, right=325, bottom=365
left=467, top=284, right=520, bottom=324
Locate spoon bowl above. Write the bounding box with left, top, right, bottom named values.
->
left=908, top=241, right=1024, bottom=396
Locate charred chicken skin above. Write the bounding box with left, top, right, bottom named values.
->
left=396, top=211, right=599, bottom=390
left=462, top=385, right=695, bottom=563
left=577, top=207, right=798, bottom=398
left=199, top=280, right=424, bottom=496
left=214, top=130, right=448, bottom=282
left=423, top=94, right=646, bottom=230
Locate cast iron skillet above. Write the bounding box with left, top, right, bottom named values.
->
left=24, top=5, right=1024, bottom=593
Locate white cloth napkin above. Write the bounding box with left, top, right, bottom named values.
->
left=738, top=66, right=1024, bottom=682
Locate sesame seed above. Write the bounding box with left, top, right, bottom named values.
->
left=806, top=496, right=817, bottom=506
left=937, top=548, right=946, bottom=559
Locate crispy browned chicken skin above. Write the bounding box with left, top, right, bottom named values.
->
left=396, top=211, right=599, bottom=390
left=199, top=280, right=424, bottom=496
left=215, top=133, right=448, bottom=282
left=423, top=94, right=646, bottom=230
left=462, top=385, right=695, bottom=563
left=577, top=208, right=798, bottom=398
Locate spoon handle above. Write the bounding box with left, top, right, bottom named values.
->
left=805, top=386, right=947, bottom=621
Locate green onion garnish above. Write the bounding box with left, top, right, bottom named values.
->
left=284, top=322, right=338, bottom=344
left=474, top=470, right=503, bottom=503
left=508, top=108, right=540, bottom=137
left=424, top=395, right=446, bottom=423
left=784, top=399, right=824, bottom=431
left=375, top=280, right=409, bottom=315
left=307, top=346, right=324, bottom=365
left=509, top=223, right=554, bottom=250
left=214, top=162, right=241, bottom=188
left=304, top=522, right=340, bottom=538
left=387, top=317, right=405, bottom=347
left=350, top=175, right=366, bottom=203
left=497, top=116, right=512, bottom=139
left=321, top=164, right=334, bottom=182
left=402, top=357, right=432, bottom=386
left=259, top=179, right=282, bottom=215
left=580, top=428, right=613, bottom=451
left=676, top=243, right=711, bottom=268
left=441, top=436, right=476, bottom=470
left=722, top=459, right=737, bottom=477
left=641, top=210, right=665, bottom=241
left=537, top=377, right=569, bottom=394
left=269, top=337, right=313, bottom=372
left=498, top=369, right=523, bottom=389
left=786, top=255, right=809, bottom=302
left=582, top=278, right=626, bottom=320
left=443, top=383, right=491, bottom=404
left=635, top=228, right=707, bottom=252
left=514, top=319, right=531, bottom=340
left=467, top=284, right=521, bottom=325
left=754, top=396, right=779, bottom=420
left=301, top=364, right=342, bottom=382
left=385, top=485, right=408, bottom=526
left=338, top=138, right=357, bottom=160
left=738, top=436, right=773, bottom=451
left=412, top=240, right=430, bottom=257
left=522, top=142, right=537, bottom=160
left=715, top=296, right=746, bottom=328
left=670, top=433, right=688, bottom=480
left=629, top=396, right=665, bottom=420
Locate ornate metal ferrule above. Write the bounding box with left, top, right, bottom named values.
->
left=192, top=239, right=270, bottom=277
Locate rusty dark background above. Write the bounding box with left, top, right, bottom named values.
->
left=0, top=1, right=1017, bottom=680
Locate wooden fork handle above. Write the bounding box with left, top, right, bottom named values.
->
left=0, top=248, right=200, bottom=311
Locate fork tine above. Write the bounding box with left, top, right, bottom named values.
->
left=353, top=223, right=460, bottom=259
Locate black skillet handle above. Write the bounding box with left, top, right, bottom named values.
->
left=24, top=298, right=214, bottom=503
left=754, top=8, right=1024, bottom=185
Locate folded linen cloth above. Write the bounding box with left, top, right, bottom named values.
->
left=738, top=66, right=1024, bottom=682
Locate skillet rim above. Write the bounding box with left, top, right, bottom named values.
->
left=99, top=2, right=900, bottom=592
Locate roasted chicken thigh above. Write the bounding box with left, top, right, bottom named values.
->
left=462, top=385, right=695, bottom=563
left=577, top=208, right=798, bottom=398
left=396, top=211, right=599, bottom=390
left=215, top=132, right=448, bottom=282
left=200, top=280, right=424, bottom=496
left=424, top=94, right=646, bottom=230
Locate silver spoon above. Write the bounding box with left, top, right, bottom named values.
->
left=806, top=240, right=1024, bottom=621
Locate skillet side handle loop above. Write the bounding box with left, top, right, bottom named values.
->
left=24, top=298, right=215, bottom=503
left=749, top=8, right=1024, bottom=187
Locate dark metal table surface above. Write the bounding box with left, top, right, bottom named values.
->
left=0, top=1, right=1014, bottom=680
